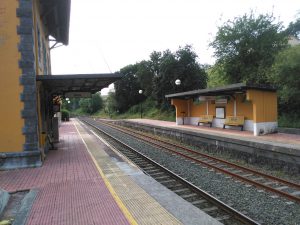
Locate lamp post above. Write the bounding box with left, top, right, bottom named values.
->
left=138, top=89, right=143, bottom=119
left=175, top=79, right=184, bottom=124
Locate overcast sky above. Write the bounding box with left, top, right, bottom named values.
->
left=51, top=0, right=299, bottom=94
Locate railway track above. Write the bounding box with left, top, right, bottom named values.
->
left=88, top=117, right=300, bottom=204
left=80, top=118, right=260, bottom=225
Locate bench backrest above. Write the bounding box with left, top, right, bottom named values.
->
left=199, top=115, right=213, bottom=122
left=225, top=116, right=244, bottom=125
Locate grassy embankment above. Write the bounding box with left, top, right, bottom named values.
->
left=72, top=99, right=300, bottom=128
left=75, top=98, right=176, bottom=122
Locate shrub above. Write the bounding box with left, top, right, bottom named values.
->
left=61, top=109, right=70, bottom=121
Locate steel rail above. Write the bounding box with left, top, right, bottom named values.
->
left=94, top=118, right=300, bottom=203
left=81, top=118, right=260, bottom=225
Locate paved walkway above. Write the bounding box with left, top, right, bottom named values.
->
left=128, top=119, right=300, bottom=148
left=0, top=122, right=130, bottom=225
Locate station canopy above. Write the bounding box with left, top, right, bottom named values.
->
left=165, top=83, right=276, bottom=99
left=40, top=0, right=71, bottom=45
left=37, top=73, right=122, bottom=97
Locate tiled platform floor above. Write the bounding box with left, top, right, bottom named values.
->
left=0, top=122, right=130, bottom=225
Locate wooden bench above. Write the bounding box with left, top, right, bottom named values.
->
left=198, top=115, right=213, bottom=127
left=223, top=116, right=245, bottom=131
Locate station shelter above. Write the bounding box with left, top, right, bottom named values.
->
left=165, top=83, right=278, bottom=136
left=0, top=0, right=121, bottom=170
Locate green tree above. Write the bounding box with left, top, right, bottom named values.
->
left=152, top=45, right=207, bottom=107
left=285, top=13, right=300, bottom=39
left=210, top=12, right=288, bottom=85
left=268, top=45, right=300, bottom=114
left=135, top=60, right=154, bottom=97
left=79, top=94, right=103, bottom=114
left=114, top=64, right=143, bottom=113
left=105, top=91, right=118, bottom=117
left=207, top=63, right=228, bottom=87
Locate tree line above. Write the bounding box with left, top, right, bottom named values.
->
left=70, top=11, right=300, bottom=119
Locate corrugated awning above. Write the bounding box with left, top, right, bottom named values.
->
left=37, top=73, right=122, bottom=96
left=165, top=83, right=276, bottom=99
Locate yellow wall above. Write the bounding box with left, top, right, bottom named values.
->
left=0, top=0, right=25, bottom=152
left=172, top=90, right=276, bottom=124
left=247, top=90, right=277, bottom=123
left=225, top=95, right=253, bottom=119
left=190, top=100, right=215, bottom=117
left=171, top=99, right=188, bottom=118
left=189, top=94, right=253, bottom=120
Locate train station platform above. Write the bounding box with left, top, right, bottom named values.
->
left=127, top=119, right=300, bottom=148
left=0, top=119, right=221, bottom=225
left=120, top=119, right=300, bottom=168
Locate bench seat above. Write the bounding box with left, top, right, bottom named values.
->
left=223, top=116, right=245, bottom=131
left=198, top=115, right=213, bottom=127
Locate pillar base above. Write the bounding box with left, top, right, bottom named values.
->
left=253, top=122, right=278, bottom=136
left=0, top=151, right=42, bottom=170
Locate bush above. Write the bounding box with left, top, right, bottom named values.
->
left=278, top=113, right=300, bottom=128
left=61, top=109, right=70, bottom=121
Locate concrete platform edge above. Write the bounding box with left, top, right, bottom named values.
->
left=0, top=189, right=10, bottom=216
left=119, top=120, right=300, bottom=167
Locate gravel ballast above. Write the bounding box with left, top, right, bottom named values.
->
left=90, top=120, right=300, bottom=225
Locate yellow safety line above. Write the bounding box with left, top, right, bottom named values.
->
left=74, top=121, right=138, bottom=225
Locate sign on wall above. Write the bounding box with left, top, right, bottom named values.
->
left=216, top=107, right=225, bottom=119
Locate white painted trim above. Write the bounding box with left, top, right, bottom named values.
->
left=206, top=100, right=208, bottom=115
left=176, top=117, right=184, bottom=125
left=253, top=122, right=278, bottom=136
left=234, top=99, right=236, bottom=116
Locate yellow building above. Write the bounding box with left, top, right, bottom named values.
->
left=166, top=83, right=278, bottom=136
left=0, top=0, right=71, bottom=170
left=0, top=0, right=121, bottom=170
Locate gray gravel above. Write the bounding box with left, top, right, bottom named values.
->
left=92, top=120, right=300, bottom=225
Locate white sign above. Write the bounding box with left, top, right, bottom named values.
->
left=215, top=98, right=227, bottom=104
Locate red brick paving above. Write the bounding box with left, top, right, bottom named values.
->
left=0, top=121, right=130, bottom=225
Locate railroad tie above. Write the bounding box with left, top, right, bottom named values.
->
left=275, top=186, right=289, bottom=190
left=173, top=188, right=189, bottom=193
left=202, top=206, right=218, bottom=212
left=191, top=199, right=206, bottom=205
left=291, top=191, right=300, bottom=196
left=181, top=193, right=197, bottom=199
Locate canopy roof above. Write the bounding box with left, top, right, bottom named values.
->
left=37, top=73, right=122, bottom=96
left=40, top=0, right=71, bottom=45
left=165, top=83, right=276, bottom=99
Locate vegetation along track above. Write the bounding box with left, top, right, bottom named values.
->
left=80, top=117, right=259, bottom=225
left=88, top=117, right=300, bottom=204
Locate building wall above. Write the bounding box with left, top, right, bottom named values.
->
left=189, top=94, right=253, bottom=120
left=247, top=90, right=277, bottom=135
left=247, top=90, right=277, bottom=123
left=0, top=0, right=25, bottom=152
left=171, top=90, right=277, bottom=135
left=0, top=0, right=43, bottom=169
left=32, top=0, right=51, bottom=152
left=171, top=99, right=188, bottom=125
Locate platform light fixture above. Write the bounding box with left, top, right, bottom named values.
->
left=175, top=79, right=181, bottom=86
